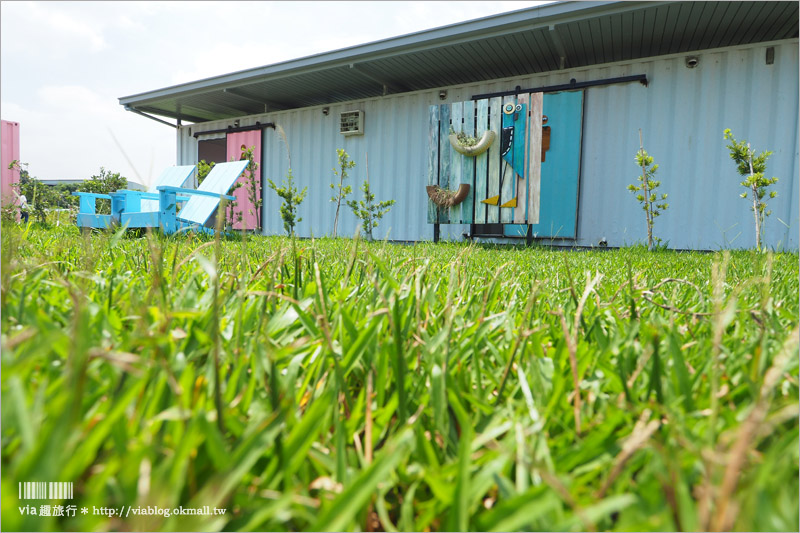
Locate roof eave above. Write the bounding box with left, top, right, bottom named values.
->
left=119, top=0, right=650, bottom=107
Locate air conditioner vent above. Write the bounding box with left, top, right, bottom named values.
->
left=339, top=110, right=364, bottom=135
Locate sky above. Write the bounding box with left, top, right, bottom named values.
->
left=1, top=1, right=548, bottom=188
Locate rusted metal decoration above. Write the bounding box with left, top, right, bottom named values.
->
left=426, top=184, right=471, bottom=207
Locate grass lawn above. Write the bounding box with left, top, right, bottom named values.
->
left=2, top=225, right=798, bottom=532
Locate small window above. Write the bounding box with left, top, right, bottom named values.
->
left=339, top=110, right=364, bottom=135
left=197, top=137, right=227, bottom=163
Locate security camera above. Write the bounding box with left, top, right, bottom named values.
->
left=685, top=56, right=699, bottom=69
left=322, top=107, right=330, bottom=116
left=439, top=90, right=447, bottom=100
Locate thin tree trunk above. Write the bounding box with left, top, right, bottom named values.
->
left=333, top=200, right=340, bottom=237
left=249, top=164, right=261, bottom=230
left=333, top=173, right=343, bottom=237
left=747, top=143, right=760, bottom=249
left=365, top=152, right=374, bottom=241
left=639, top=129, right=653, bottom=249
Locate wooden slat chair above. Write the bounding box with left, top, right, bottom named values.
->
left=118, top=160, right=249, bottom=234
left=74, top=165, right=195, bottom=229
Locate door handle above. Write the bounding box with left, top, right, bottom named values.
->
left=542, top=126, right=551, bottom=162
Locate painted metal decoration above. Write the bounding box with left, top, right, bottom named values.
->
left=448, top=130, right=495, bottom=156
left=483, top=101, right=526, bottom=208
left=427, top=90, right=583, bottom=235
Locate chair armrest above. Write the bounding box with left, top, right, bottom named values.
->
left=109, top=190, right=155, bottom=199
left=157, top=185, right=236, bottom=202
left=111, top=189, right=155, bottom=197
left=72, top=192, right=112, bottom=200
left=112, top=190, right=191, bottom=202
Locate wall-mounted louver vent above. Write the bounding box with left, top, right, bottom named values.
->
left=339, top=111, right=364, bottom=135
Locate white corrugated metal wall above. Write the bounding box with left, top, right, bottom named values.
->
left=178, top=38, right=798, bottom=249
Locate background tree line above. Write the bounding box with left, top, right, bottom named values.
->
left=3, top=161, right=127, bottom=225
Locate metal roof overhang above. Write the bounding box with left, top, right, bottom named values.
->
left=119, top=0, right=799, bottom=124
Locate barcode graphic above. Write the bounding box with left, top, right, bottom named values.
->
left=18, top=482, right=73, bottom=499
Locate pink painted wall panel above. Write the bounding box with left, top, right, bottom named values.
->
left=1, top=120, right=21, bottom=208
left=226, top=131, right=262, bottom=230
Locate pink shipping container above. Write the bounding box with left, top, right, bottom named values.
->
left=1, top=120, right=20, bottom=211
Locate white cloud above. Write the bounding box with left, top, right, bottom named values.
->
left=1, top=1, right=552, bottom=189
left=38, top=85, right=107, bottom=110
left=2, top=89, right=174, bottom=188
left=41, top=6, right=106, bottom=51
left=115, top=14, right=145, bottom=32
left=8, top=1, right=107, bottom=53
left=170, top=41, right=291, bottom=85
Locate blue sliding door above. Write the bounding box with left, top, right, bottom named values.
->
left=505, top=90, right=583, bottom=239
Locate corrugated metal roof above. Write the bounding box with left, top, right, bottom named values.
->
left=121, top=1, right=798, bottom=123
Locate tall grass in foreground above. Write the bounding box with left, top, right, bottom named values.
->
left=1, top=225, right=798, bottom=532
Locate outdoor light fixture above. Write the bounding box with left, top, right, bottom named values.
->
left=766, top=47, right=775, bottom=65
left=322, top=107, right=330, bottom=115
left=685, top=56, right=699, bottom=69
left=439, top=90, right=447, bottom=100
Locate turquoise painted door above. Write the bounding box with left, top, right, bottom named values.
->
left=505, top=90, right=583, bottom=239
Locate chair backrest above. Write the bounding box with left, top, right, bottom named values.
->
left=141, top=165, right=196, bottom=211
left=178, top=160, right=249, bottom=226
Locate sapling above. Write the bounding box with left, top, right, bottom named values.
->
left=268, top=125, right=307, bottom=236
left=223, top=146, right=260, bottom=229
left=196, top=159, right=215, bottom=185
left=268, top=169, right=307, bottom=236
left=723, top=129, right=779, bottom=250
left=330, top=148, right=355, bottom=237
left=226, top=181, right=241, bottom=229
left=239, top=144, right=261, bottom=230
left=346, top=153, right=395, bottom=241
left=627, top=129, right=668, bottom=250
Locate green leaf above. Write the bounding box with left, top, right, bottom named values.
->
left=310, top=429, right=414, bottom=532
left=445, top=389, right=473, bottom=532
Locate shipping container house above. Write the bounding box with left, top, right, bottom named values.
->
left=119, top=1, right=800, bottom=249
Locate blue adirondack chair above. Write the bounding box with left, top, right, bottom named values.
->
left=74, top=165, right=196, bottom=229
left=116, top=160, right=249, bottom=235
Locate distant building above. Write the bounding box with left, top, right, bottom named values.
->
left=119, top=1, right=799, bottom=249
